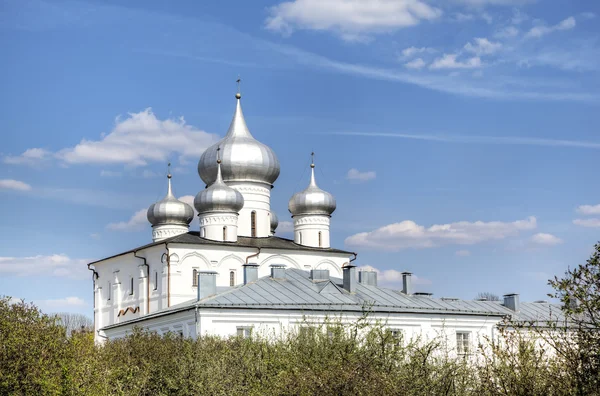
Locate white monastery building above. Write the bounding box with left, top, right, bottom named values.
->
left=89, top=90, right=561, bottom=352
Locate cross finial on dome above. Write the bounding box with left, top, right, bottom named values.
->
left=216, top=147, right=221, bottom=164
left=310, top=152, right=315, bottom=169
left=167, top=162, right=172, bottom=179
left=236, top=76, right=241, bottom=99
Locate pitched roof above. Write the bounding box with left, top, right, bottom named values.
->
left=90, top=232, right=354, bottom=264
left=103, top=269, right=563, bottom=330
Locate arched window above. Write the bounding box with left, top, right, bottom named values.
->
left=318, top=231, right=322, bottom=247
left=223, top=226, right=227, bottom=241
left=251, top=211, right=257, bottom=237
left=299, top=232, right=303, bottom=244
left=154, top=271, right=158, bottom=291
left=129, top=277, right=134, bottom=295
left=230, top=271, right=235, bottom=287
left=192, top=269, right=198, bottom=287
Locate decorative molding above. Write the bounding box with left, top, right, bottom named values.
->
left=117, top=306, right=140, bottom=317
left=199, top=215, right=238, bottom=225
left=152, top=227, right=187, bottom=239
left=294, top=216, right=330, bottom=226
left=180, top=251, right=212, bottom=269
left=258, top=254, right=301, bottom=270
left=217, top=254, right=245, bottom=268
left=231, top=185, right=270, bottom=195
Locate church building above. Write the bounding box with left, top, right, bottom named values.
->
left=88, top=90, right=560, bottom=352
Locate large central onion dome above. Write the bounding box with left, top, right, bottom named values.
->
left=194, top=155, right=244, bottom=214
left=198, top=93, right=280, bottom=186
left=147, top=174, right=194, bottom=227
left=288, top=161, right=336, bottom=216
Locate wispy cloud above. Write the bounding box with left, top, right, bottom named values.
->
left=345, top=216, right=536, bottom=251
left=358, top=265, right=432, bottom=287
left=327, top=131, right=600, bottom=149
left=573, top=218, right=600, bottom=228
left=346, top=168, right=376, bottom=182
left=530, top=233, right=562, bottom=246
left=0, top=254, right=90, bottom=279
left=576, top=204, right=600, bottom=215
left=0, top=179, right=32, bottom=191
left=525, top=16, right=576, bottom=39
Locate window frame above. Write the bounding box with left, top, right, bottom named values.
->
left=250, top=211, right=257, bottom=237
left=229, top=270, right=236, bottom=287
left=129, top=277, right=134, bottom=296
left=154, top=271, right=158, bottom=291
left=318, top=231, right=322, bottom=247
left=223, top=226, right=227, bottom=241
left=456, top=331, right=471, bottom=355
left=107, top=281, right=111, bottom=301
left=236, top=326, right=253, bottom=338
left=192, top=268, right=198, bottom=287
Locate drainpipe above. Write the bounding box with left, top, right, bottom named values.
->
left=245, top=247, right=261, bottom=265
left=163, top=243, right=171, bottom=307
left=133, top=250, right=150, bottom=314
left=343, top=252, right=358, bottom=267
left=87, top=263, right=99, bottom=309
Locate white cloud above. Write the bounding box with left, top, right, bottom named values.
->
left=107, top=209, right=148, bottom=231
left=0, top=254, right=90, bottom=279
left=404, top=58, right=427, bottom=70
left=358, top=265, right=432, bottom=286
left=100, top=170, right=122, bottom=177
left=525, top=16, right=576, bottom=39
left=455, top=249, right=471, bottom=256
left=38, top=297, right=86, bottom=309
left=530, top=233, right=563, bottom=246
left=401, top=46, right=436, bottom=59
left=494, top=26, right=519, bottom=38
left=265, top=0, right=442, bottom=41
left=453, top=0, right=536, bottom=5
left=464, top=37, right=502, bottom=55
left=0, top=179, right=32, bottom=191
left=6, top=109, right=218, bottom=168
left=3, top=148, right=52, bottom=166
left=108, top=194, right=197, bottom=231
left=345, top=216, right=536, bottom=251
left=277, top=221, right=294, bottom=234
left=346, top=168, right=376, bottom=182
left=430, top=54, right=482, bottom=69
left=573, top=218, right=600, bottom=228
left=576, top=204, right=600, bottom=215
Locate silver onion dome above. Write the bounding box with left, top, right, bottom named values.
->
left=198, top=93, right=280, bottom=186
left=147, top=173, right=194, bottom=227
left=270, top=211, right=279, bottom=233
left=288, top=160, right=336, bottom=216
left=194, top=157, right=244, bottom=214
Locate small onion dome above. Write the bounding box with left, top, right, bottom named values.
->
left=288, top=162, right=336, bottom=216
left=194, top=159, right=244, bottom=214
left=198, top=93, right=280, bottom=186
left=270, top=211, right=279, bottom=233
left=147, top=174, right=194, bottom=227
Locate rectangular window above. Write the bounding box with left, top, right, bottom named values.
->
left=456, top=332, right=471, bottom=355
left=129, top=277, right=134, bottom=296
left=107, top=282, right=111, bottom=301
left=154, top=271, right=158, bottom=291
left=251, top=211, right=257, bottom=237
left=236, top=326, right=252, bottom=338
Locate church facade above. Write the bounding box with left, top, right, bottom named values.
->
left=89, top=91, right=559, bottom=354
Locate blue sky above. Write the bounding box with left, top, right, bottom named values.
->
left=1, top=0, right=599, bottom=316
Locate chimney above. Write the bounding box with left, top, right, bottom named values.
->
left=310, top=269, right=330, bottom=281
left=270, top=264, right=286, bottom=279
left=358, top=270, right=377, bottom=286
left=402, top=272, right=412, bottom=295
left=197, top=271, right=217, bottom=301
left=503, top=293, right=520, bottom=311
left=243, top=263, right=258, bottom=285
left=343, top=265, right=357, bottom=293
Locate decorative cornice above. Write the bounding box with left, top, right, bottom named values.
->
left=152, top=228, right=187, bottom=239
left=199, top=215, right=238, bottom=225
left=294, top=216, right=331, bottom=226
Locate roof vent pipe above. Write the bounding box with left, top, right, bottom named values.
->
left=197, top=271, right=218, bottom=301
left=243, top=263, right=259, bottom=285
left=402, top=272, right=412, bottom=295
left=343, top=265, right=357, bottom=293
left=503, top=293, right=520, bottom=311
left=270, top=264, right=286, bottom=279
left=358, top=270, right=377, bottom=286
left=310, top=269, right=330, bottom=281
